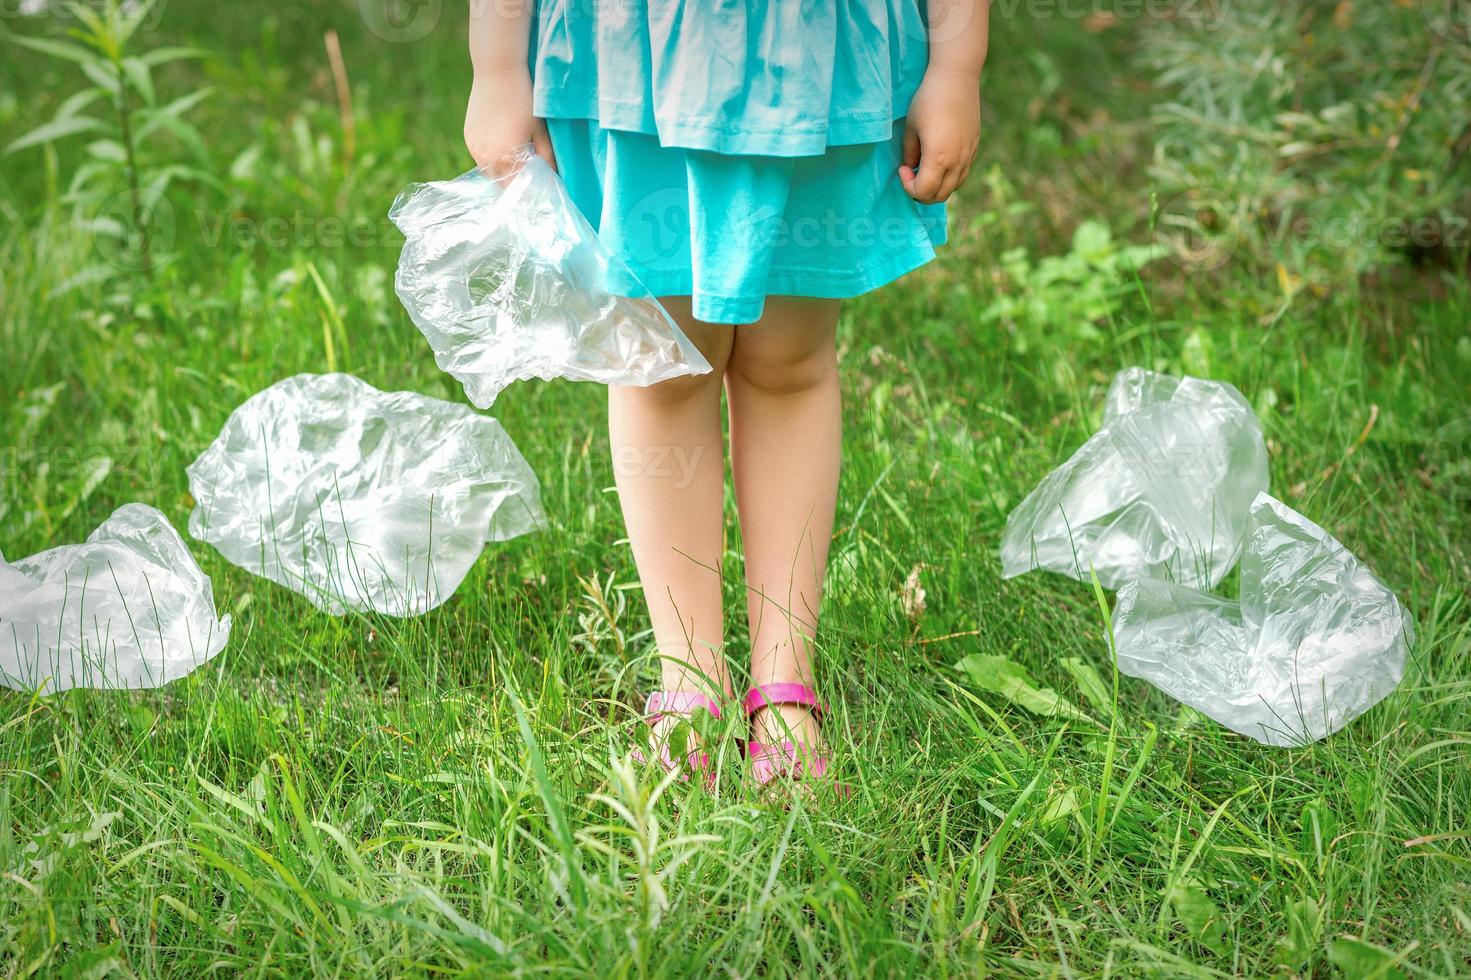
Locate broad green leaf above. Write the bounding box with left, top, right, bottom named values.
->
left=121, top=56, right=155, bottom=105
left=4, top=114, right=103, bottom=154
left=1071, top=219, right=1113, bottom=258
left=1115, top=243, right=1168, bottom=271
left=79, top=58, right=121, bottom=95
left=85, top=138, right=127, bottom=163
left=150, top=86, right=213, bottom=120
left=1326, top=938, right=1407, bottom=979
left=229, top=143, right=262, bottom=180
left=1060, top=656, right=1113, bottom=717
left=69, top=7, right=120, bottom=60
left=64, top=159, right=117, bottom=201
left=1040, top=786, right=1081, bottom=824
left=139, top=45, right=210, bottom=67
left=140, top=167, right=175, bottom=204
left=1274, top=898, right=1322, bottom=969
left=955, top=654, right=1093, bottom=722
left=81, top=215, right=128, bottom=238
left=53, top=87, right=107, bottom=121
left=1, top=32, right=98, bottom=65
left=1167, top=879, right=1226, bottom=954
left=1299, top=797, right=1339, bottom=870
left=136, top=106, right=213, bottom=167
left=158, top=162, right=225, bottom=192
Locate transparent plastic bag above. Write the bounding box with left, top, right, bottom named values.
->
left=389, top=146, right=712, bottom=409
left=0, top=504, right=231, bottom=693
left=1113, top=492, right=1413, bottom=746
left=187, top=373, right=545, bottom=616
left=1001, top=367, right=1269, bottom=590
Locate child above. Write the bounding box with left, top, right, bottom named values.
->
left=466, top=1, right=988, bottom=786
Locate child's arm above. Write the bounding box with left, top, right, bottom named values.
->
left=465, top=0, right=556, bottom=173
left=901, top=0, right=989, bottom=204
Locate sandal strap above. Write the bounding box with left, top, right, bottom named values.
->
left=742, top=683, right=825, bottom=719
left=747, top=740, right=831, bottom=781
left=645, top=690, right=723, bottom=723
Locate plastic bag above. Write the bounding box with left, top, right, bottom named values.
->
left=1001, top=367, right=1269, bottom=590
left=1113, top=492, right=1413, bottom=746
left=389, top=146, right=712, bottom=409
left=187, top=373, right=545, bottom=616
left=0, top=504, right=231, bottom=693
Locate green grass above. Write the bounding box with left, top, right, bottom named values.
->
left=3, top=3, right=1470, bottom=976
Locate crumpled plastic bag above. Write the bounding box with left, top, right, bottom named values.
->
left=1001, top=367, right=1269, bottom=590
left=1113, top=492, right=1413, bottom=746
left=0, top=504, right=231, bottom=693
left=187, top=373, right=545, bottom=616
left=389, top=146, right=712, bottom=409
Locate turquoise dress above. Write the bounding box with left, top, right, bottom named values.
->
left=531, top=1, right=946, bottom=324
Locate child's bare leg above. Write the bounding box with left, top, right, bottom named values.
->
left=724, top=297, right=842, bottom=753
left=609, top=298, right=735, bottom=730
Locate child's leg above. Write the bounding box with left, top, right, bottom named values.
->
left=609, top=297, right=734, bottom=708
left=724, top=297, right=842, bottom=751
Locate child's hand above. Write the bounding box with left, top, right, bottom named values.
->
left=899, top=68, right=981, bottom=204
left=464, top=68, right=557, bottom=177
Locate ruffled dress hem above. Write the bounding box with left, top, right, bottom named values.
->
left=626, top=223, right=947, bottom=323
left=534, top=87, right=923, bottom=158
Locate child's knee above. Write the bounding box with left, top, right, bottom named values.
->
left=625, top=368, right=724, bottom=405
left=727, top=344, right=836, bottom=397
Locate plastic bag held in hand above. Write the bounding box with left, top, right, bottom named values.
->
left=1113, top=493, right=1413, bottom=746
left=0, top=504, right=231, bottom=693
left=389, top=145, right=712, bottom=409
left=1001, top=368, right=1269, bottom=590
left=187, top=373, right=545, bottom=617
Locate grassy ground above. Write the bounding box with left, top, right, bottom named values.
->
left=2, top=3, right=1470, bottom=976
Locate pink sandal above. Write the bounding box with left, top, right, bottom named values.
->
left=743, top=683, right=831, bottom=784
left=632, top=691, right=723, bottom=784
